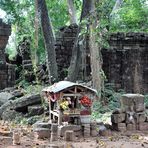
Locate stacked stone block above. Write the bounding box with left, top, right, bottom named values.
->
left=55, top=24, right=78, bottom=79
left=102, top=33, right=148, bottom=93
left=111, top=94, right=148, bottom=132
left=0, top=19, right=15, bottom=90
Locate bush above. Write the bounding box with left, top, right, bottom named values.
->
left=92, top=83, right=125, bottom=119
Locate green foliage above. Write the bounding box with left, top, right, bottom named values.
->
left=1, top=0, right=148, bottom=65
left=144, top=94, right=148, bottom=108
left=46, top=0, right=69, bottom=29
left=92, top=83, right=125, bottom=119
left=110, top=0, right=148, bottom=32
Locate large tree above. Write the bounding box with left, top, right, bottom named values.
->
left=67, top=0, right=77, bottom=24
left=67, top=0, right=103, bottom=96
left=37, top=0, right=58, bottom=83
left=88, top=0, right=102, bottom=96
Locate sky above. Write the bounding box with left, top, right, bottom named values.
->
left=0, top=9, right=6, bottom=18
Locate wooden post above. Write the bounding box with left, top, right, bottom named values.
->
left=58, top=110, right=62, bottom=125
left=49, top=98, right=52, bottom=122
left=74, top=86, right=77, bottom=98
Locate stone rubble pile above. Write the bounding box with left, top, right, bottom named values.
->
left=111, top=94, right=148, bottom=131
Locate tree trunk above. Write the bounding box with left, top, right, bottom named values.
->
left=67, top=28, right=81, bottom=82
left=37, top=0, right=58, bottom=83
left=67, top=0, right=92, bottom=82
left=80, top=0, right=93, bottom=21
left=88, top=0, right=102, bottom=97
left=110, top=0, right=123, bottom=17
left=67, top=0, right=77, bottom=24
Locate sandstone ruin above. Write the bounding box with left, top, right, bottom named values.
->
left=0, top=19, right=15, bottom=90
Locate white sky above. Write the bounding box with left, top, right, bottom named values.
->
left=0, top=9, right=6, bottom=18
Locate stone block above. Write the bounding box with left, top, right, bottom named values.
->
left=99, top=129, right=112, bottom=137
left=112, top=123, right=126, bottom=132
left=13, top=131, right=20, bottom=145
left=58, top=125, right=81, bottom=137
left=134, top=103, right=145, bottom=112
left=83, top=124, right=90, bottom=138
left=112, top=108, right=125, bottom=114
left=51, top=124, right=58, bottom=133
left=64, top=130, right=74, bottom=141
left=33, top=122, right=51, bottom=130
left=50, top=133, right=57, bottom=142
left=111, top=113, right=125, bottom=123
left=90, top=123, right=98, bottom=137
left=134, top=112, right=146, bottom=123
left=137, top=122, right=148, bottom=131
left=34, top=128, right=50, bottom=139
left=28, top=105, right=44, bottom=116
left=126, top=123, right=136, bottom=131
left=121, top=94, right=144, bottom=111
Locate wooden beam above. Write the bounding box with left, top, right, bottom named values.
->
left=63, top=94, right=82, bottom=97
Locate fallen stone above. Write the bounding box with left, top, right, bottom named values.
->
left=28, top=105, right=44, bottom=116
left=13, top=94, right=41, bottom=111
left=0, top=92, right=14, bottom=106
left=34, top=128, right=50, bottom=139
left=58, top=125, right=81, bottom=137
left=0, top=100, right=14, bottom=118
left=11, top=90, right=24, bottom=98
left=1, top=108, right=23, bottom=121
left=33, top=122, right=51, bottom=130
left=0, top=94, right=41, bottom=119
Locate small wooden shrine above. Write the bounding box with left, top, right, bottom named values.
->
left=42, top=81, right=97, bottom=125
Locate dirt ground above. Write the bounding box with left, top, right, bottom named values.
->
left=0, top=122, right=148, bottom=148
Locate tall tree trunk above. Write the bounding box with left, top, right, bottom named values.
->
left=110, top=0, right=123, bottom=17
left=88, top=0, right=102, bottom=97
left=67, top=0, right=92, bottom=82
left=37, top=0, right=58, bottom=84
left=67, top=28, right=81, bottom=82
left=80, top=0, right=93, bottom=21
left=67, top=0, right=77, bottom=24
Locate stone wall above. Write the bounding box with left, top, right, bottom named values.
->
left=0, top=19, right=15, bottom=90
left=55, top=25, right=148, bottom=93
left=55, top=24, right=78, bottom=79
left=103, top=33, right=148, bottom=93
